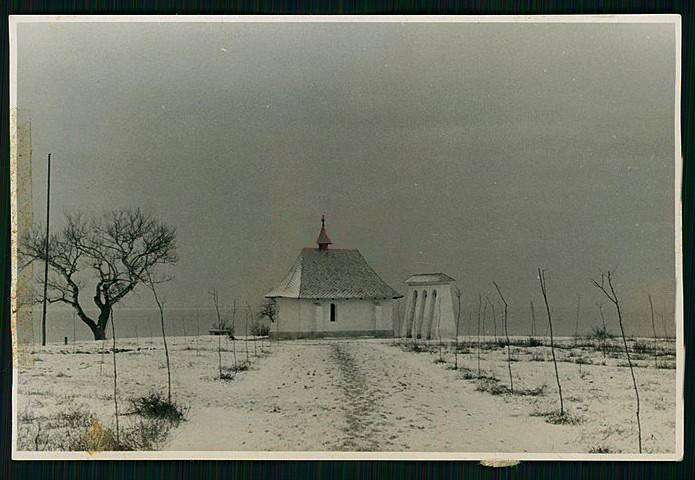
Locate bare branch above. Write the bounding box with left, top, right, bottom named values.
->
left=538, top=268, right=564, bottom=417
left=590, top=269, right=642, bottom=452
left=492, top=281, right=508, bottom=307
left=493, top=281, right=514, bottom=393
left=19, top=207, right=178, bottom=341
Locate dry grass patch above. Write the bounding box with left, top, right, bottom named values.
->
left=532, top=409, right=583, bottom=425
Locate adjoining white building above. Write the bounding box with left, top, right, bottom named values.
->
left=399, top=273, right=457, bottom=340
left=265, top=217, right=403, bottom=339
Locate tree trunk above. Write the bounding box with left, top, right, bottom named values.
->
left=70, top=305, right=108, bottom=340
left=97, top=307, right=111, bottom=336
left=86, top=321, right=107, bottom=341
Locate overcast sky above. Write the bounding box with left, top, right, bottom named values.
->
left=16, top=19, right=678, bottom=335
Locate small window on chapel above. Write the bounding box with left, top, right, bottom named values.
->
left=330, top=303, right=337, bottom=322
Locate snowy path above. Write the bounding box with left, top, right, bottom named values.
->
left=164, top=339, right=576, bottom=452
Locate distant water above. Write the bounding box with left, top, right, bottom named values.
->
left=27, top=308, right=266, bottom=345
left=25, top=303, right=674, bottom=345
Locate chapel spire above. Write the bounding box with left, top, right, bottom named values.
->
left=316, top=215, right=332, bottom=250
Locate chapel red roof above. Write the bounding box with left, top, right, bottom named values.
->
left=265, top=216, right=402, bottom=300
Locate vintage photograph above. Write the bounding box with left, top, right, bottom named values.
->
left=9, top=16, right=682, bottom=460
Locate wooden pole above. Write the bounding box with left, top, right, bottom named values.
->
left=41, top=153, right=51, bottom=347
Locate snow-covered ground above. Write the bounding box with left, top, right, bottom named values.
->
left=14, top=335, right=677, bottom=454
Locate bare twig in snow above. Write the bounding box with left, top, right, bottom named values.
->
left=231, top=300, right=238, bottom=370
left=486, top=296, right=497, bottom=343
left=493, top=281, right=514, bottom=394
left=454, top=288, right=462, bottom=370
left=591, top=270, right=642, bottom=453
left=538, top=268, right=564, bottom=417
left=210, top=288, right=225, bottom=379
left=145, top=272, right=173, bottom=404
left=649, top=295, right=658, bottom=368
left=597, top=301, right=608, bottom=358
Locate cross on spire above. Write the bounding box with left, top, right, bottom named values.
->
left=316, top=215, right=332, bottom=250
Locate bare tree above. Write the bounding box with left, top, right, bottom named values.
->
left=538, top=268, right=564, bottom=417
left=596, top=301, right=608, bottom=359
left=493, top=282, right=514, bottom=394
left=143, top=270, right=174, bottom=404
left=19, top=208, right=178, bottom=340
left=259, top=298, right=277, bottom=323
left=210, top=288, right=224, bottom=379
left=259, top=297, right=276, bottom=350
left=231, top=300, right=238, bottom=371
left=454, top=288, right=462, bottom=370
left=591, top=270, right=642, bottom=453
left=486, top=296, right=498, bottom=343
left=648, top=295, right=658, bottom=368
